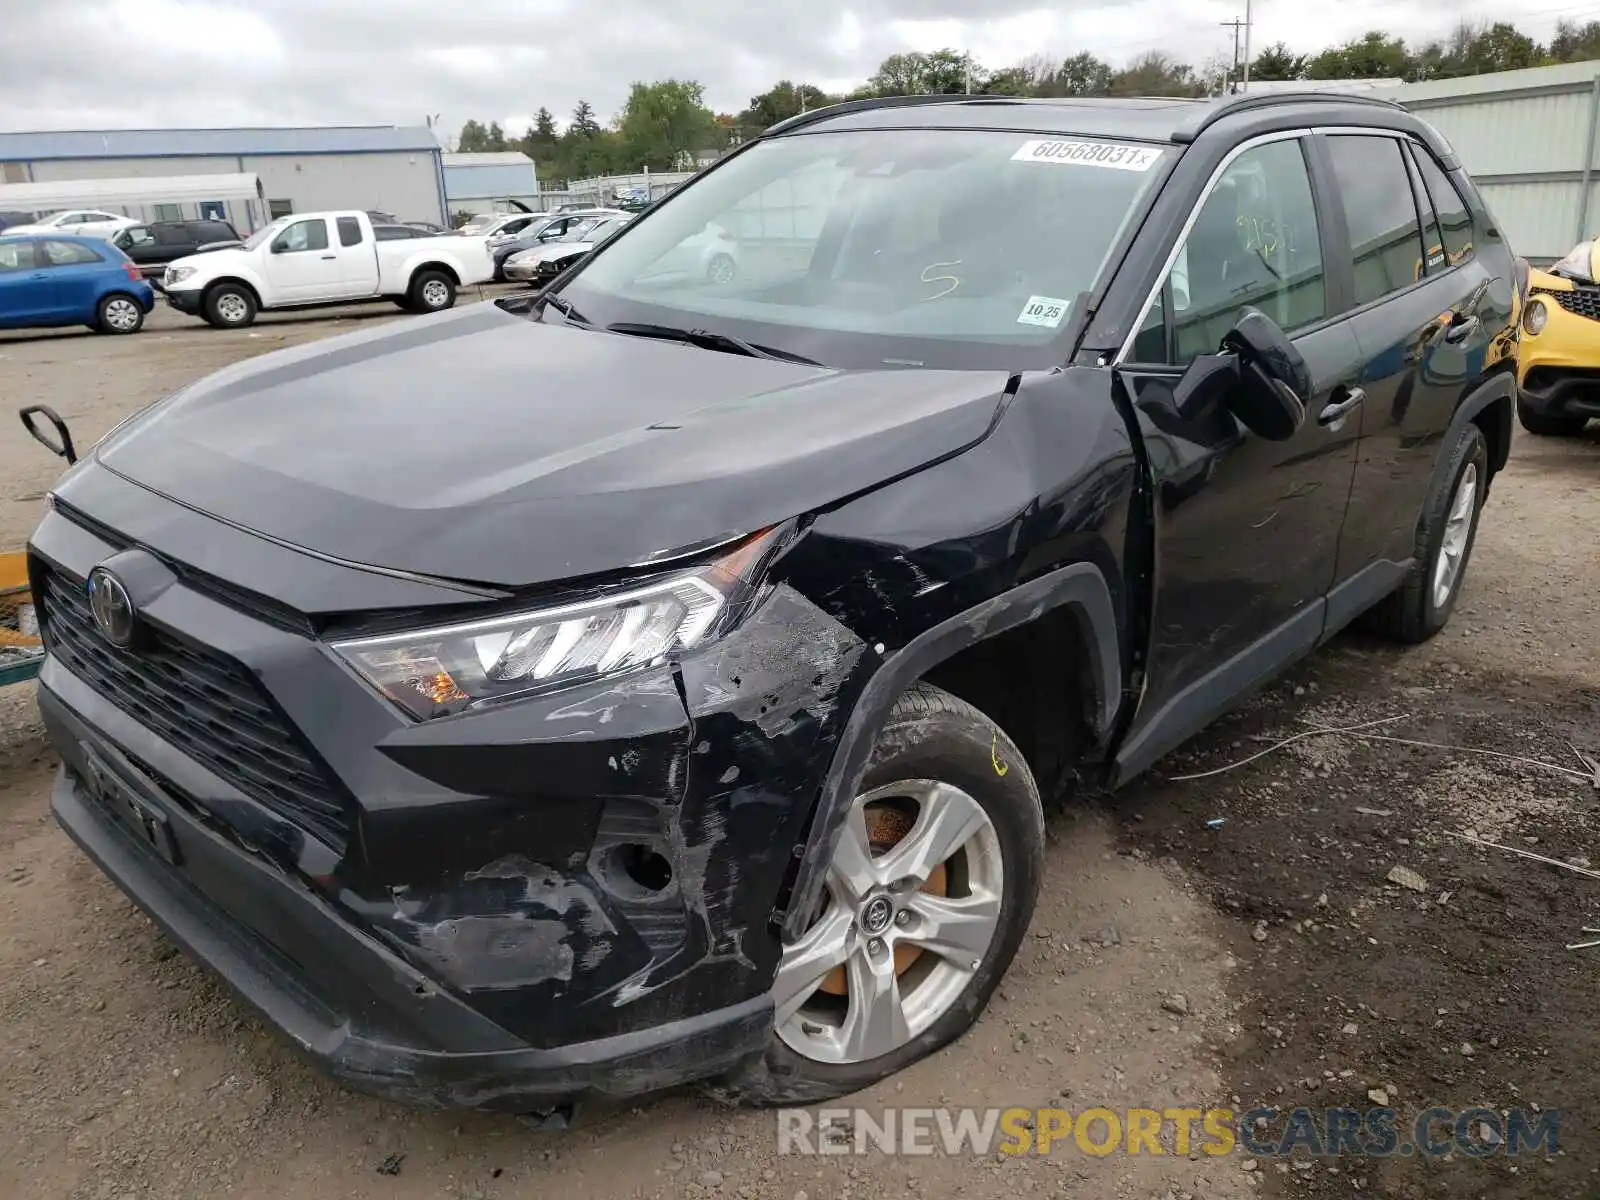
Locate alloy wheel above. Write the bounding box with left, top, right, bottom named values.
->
left=1431, top=460, right=1478, bottom=609
left=773, top=779, right=1003, bottom=1065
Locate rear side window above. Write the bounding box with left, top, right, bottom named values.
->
left=0, top=241, right=33, bottom=272
left=39, top=240, right=103, bottom=266
left=337, top=216, right=363, bottom=247
left=1410, top=148, right=1474, bottom=267
left=1325, top=135, right=1424, bottom=307
left=1402, top=148, right=1446, bottom=277
left=1169, top=138, right=1326, bottom=365
left=196, top=221, right=236, bottom=241
left=153, top=224, right=191, bottom=246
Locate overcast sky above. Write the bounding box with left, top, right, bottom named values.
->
left=1, top=0, right=1587, bottom=139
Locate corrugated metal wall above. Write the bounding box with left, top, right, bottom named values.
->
left=1402, top=69, right=1600, bottom=261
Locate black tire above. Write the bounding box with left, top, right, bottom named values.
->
left=203, top=283, right=256, bottom=329
left=1516, top=397, right=1588, bottom=437
left=96, top=292, right=144, bottom=335
left=1362, top=422, right=1488, bottom=643
left=712, top=683, right=1044, bottom=1106
left=409, top=270, right=456, bottom=313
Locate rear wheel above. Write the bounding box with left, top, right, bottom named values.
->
left=409, top=270, right=455, bottom=313
left=1362, top=422, right=1487, bottom=643
left=707, top=252, right=737, bottom=285
left=714, top=684, right=1043, bottom=1105
left=96, top=293, right=144, bottom=335
left=203, top=283, right=256, bottom=329
left=1516, top=397, right=1588, bottom=436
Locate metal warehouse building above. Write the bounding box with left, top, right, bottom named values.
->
left=442, top=152, right=539, bottom=217
left=0, top=126, right=446, bottom=233
left=1392, top=61, right=1600, bottom=262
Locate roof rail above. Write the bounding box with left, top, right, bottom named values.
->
left=1172, top=89, right=1405, bottom=143
left=765, top=93, right=1020, bottom=137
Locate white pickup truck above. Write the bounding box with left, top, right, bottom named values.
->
left=160, top=209, right=493, bottom=329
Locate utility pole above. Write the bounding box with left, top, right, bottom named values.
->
left=965, top=52, right=972, bottom=95
left=1221, top=18, right=1245, bottom=93
left=1241, top=0, right=1253, bottom=91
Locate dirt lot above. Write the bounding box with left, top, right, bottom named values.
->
left=1, top=301, right=1597, bottom=1199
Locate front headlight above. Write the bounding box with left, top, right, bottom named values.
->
left=331, top=527, right=783, bottom=719
left=165, top=265, right=196, bottom=284
left=1523, top=298, right=1548, bottom=336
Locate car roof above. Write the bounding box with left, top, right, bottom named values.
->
left=0, top=232, right=109, bottom=245
left=767, top=92, right=1456, bottom=166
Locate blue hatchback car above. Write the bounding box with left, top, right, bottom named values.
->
left=0, top=234, right=155, bottom=335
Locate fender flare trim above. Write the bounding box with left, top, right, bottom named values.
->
left=780, top=561, right=1121, bottom=942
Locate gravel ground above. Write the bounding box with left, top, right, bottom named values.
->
left=1, top=302, right=1596, bottom=1199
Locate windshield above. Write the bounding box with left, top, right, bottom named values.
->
left=459, top=215, right=501, bottom=236
left=557, top=128, right=1167, bottom=369
left=240, top=219, right=290, bottom=251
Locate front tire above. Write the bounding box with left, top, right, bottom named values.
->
left=1516, top=397, right=1588, bottom=436
left=96, top=293, right=144, bottom=335
left=203, top=283, right=256, bottom=329
left=1362, top=422, right=1488, bottom=643
left=706, top=252, right=737, bottom=285
left=409, top=270, right=456, bottom=313
left=716, top=684, right=1044, bottom=1106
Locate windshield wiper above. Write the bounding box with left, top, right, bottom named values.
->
left=606, top=321, right=821, bottom=366
left=540, top=294, right=592, bottom=327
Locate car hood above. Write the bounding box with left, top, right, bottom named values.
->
left=511, top=242, right=592, bottom=263
left=93, top=301, right=1011, bottom=588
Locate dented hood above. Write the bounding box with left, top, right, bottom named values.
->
left=96, top=302, right=1010, bottom=588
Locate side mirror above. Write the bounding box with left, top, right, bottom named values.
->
left=269, top=239, right=288, bottom=254
left=1168, top=308, right=1311, bottom=441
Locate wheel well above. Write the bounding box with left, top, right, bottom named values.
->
left=413, top=262, right=460, bottom=286
left=203, top=277, right=261, bottom=307
left=916, top=608, right=1098, bottom=801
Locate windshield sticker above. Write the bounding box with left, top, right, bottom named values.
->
left=1017, top=295, right=1072, bottom=328
left=1011, top=139, right=1161, bottom=172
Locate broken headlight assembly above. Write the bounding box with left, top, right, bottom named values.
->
left=331, top=527, right=784, bottom=720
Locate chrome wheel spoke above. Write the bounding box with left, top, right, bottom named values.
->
left=901, top=888, right=1001, bottom=967
left=825, top=809, right=881, bottom=905
left=840, top=946, right=910, bottom=1061
left=771, top=905, right=852, bottom=1024
left=876, top=782, right=987, bottom=885
left=1432, top=462, right=1478, bottom=608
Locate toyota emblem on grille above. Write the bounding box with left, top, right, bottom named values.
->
left=87, top=567, right=136, bottom=647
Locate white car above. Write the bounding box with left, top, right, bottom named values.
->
left=160, top=209, right=495, bottom=329
left=3, top=209, right=140, bottom=239
left=639, top=221, right=740, bottom=285
left=503, top=215, right=633, bottom=284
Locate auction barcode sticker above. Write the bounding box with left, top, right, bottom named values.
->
left=1016, top=295, right=1072, bottom=328
left=1011, top=139, right=1161, bottom=172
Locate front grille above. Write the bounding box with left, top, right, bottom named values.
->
left=37, top=563, right=350, bottom=852
left=1533, top=285, right=1600, bottom=321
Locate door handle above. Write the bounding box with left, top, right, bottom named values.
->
left=320, top=254, right=337, bottom=260
left=1318, top=386, right=1365, bottom=426
left=29, top=272, right=46, bottom=280
left=1443, top=314, right=1479, bottom=345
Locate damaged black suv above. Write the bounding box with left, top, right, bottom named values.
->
left=29, top=91, right=1516, bottom=1113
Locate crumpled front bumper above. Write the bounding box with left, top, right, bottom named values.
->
left=1518, top=285, right=1600, bottom=418
left=44, top=690, right=773, bottom=1110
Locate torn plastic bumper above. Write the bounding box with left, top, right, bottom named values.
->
left=45, top=698, right=774, bottom=1111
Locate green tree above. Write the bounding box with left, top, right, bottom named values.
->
left=485, top=121, right=508, bottom=152
left=456, top=119, right=491, bottom=152
left=1108, top=52, right=1201, bottom=97
left=1307, top=32, right=1410, bottom=79
left=1551, top=19, right=1600, bottom=62
left=1451, top=21, right=1542, bottom=74
left=617, top=79, right=720, bottom=171
left=1250, top=42, right=1308, bottom=81
left=737, top=80, right=829, bottom=134
left=1048, top=52, right=1115, bottom=97
left=569, top=100, right=602, bottom=137
left=921, top=49, right=975, bottom=94
left=980, top=65, right=1034, bottom=96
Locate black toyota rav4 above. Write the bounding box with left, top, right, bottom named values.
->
left=29, top=91, right=1516, bottom=1114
